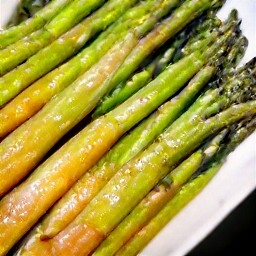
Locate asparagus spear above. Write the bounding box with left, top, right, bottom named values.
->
left=0, top=0, right=179, bottom=78
left=183, top=11, right=223, bottom=46
left=91, top=49, right=172, bottom=119
left=0, top=0, right=182, bottom=106
left=213, top=118, right=256, bottom=164
left=91, top=11, right=223, bottom=119
left=0, top=0, right=162, bottom=138
left=0, top=0, right=72, bottom=49
left=115, top=164, right=222, bottom=256
left=181, top=10, right=226, bottom=54
left=0, top=30, right=138, bottom=193
left=38, top=65, right=216, bottom=239
left=92, top=129, right=228, bottom=256
left=0, top=31, right=137, bottom=255
left=94, top=69, right=153, bottom=117
left=31, top=49, right=255, bottom=254
left=164, top=24, right=251, bottom=140
left=92, top=9, right=232, bottom=122
left=0, top=18, right=231, bottom=254
left=104, top=0, right=226, bottom=94
left=115, top=119, right=256, bottom=256
left=0, top=0, right=222, bottom=196
left=44, top=100, right=256, bottom=256
left=173, top=11, right=222, bottom=61
left=14, top=130, right=227, bottom=256
left=18, top=21, right=247, bottom=242
left=169, top=60, right=255, bottom=139
left=0, top=0, right=107, bottom=75
left=222, top=35, right=248, bottom=68
left=92, top=28, right=191, bottom=119
left=0, top=0, right=138, bottom=90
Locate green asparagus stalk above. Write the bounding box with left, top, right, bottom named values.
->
left=236, top=57, right=256, bottom=75
left=12, top=30, right=246, bottom=256
left=0, top=0, right=72, bottom=49
left=184, top=11, right=223, bottom=46
left=155, top=69, right=255, bottom=170
left=0, top=0, right=163, bottom=138
left=155, top=20, right=199, bottom=67
left=104, top=0, right=226, bottom=93
left=0, top=30, right=138, bottom=194
left=222, top=35, right=248, bottom=68
left=181, top=9, right=227, bottom=53
left=13, top=163, right=222, bottom=256
left=163, top=39, right=253, bottom=142
left=0, top=0, right=107, bottom=75
left=92, top=68, right=152, bottom=119
left=0, top=0, right=223, bottom=196
left=92, top=43, right=177, bottom=118
left=182, top=9, right=226, bottom=49
left=0, top=31, right=137, bottom=255
left=42, top=100, right=256, bottom=256
left=91, top=12, right=223, bottom=119
left=32, top=52, right=255, bottom=255
left=115, top=164, right=222, bottom=256
left=38, top=65, right=216, bottom=239
left=0, top=17, right=231, bottom=254
left=0, top=0, right=180, bottom=78
left=182, top=11, right=240, bottom=60
left=115, top=118, right=256, bottom=256
left=0, top=0, right=183, bottom=106
left=206, top=118, right=256, bottom=168
left=92, top=21, right=202, bottom=119
left=162, top=85, right=248, bottom=150
left=0, top=0, right=135, bottom=81
left=92, top=129, right=228, bottom=256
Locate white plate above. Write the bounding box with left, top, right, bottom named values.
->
left=0, top=1, right=255, bottom=256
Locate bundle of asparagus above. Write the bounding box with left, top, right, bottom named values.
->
left=0, top=0, right=255, bottom=255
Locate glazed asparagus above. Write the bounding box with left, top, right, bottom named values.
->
left=38, top=65, right=216, bottom=239
left=0, top=0, right=72, bottom=49
left=0, top=2, right=255, bottom=256
left=0, top=0, right=138, bottom=101
left=0, top=0, right=223, bottom=196
left=0, top=30, right=137, bottom=197
left=43, top=100, right=256, bottom=256
left=91, top=7, right=227, bottom=119
left=27, top=52, right=255, bottom=255
left=93, top=129, right=229, bottom=256
left=114, top=163, right=224, bottom=256
left=16, top=17, right=247, bottom=241
left=115, top=118, right=256, bottom=256
left=0, top=0, right=164, bottom=138
left=92, top=30, right=249, bottom=256
left=104, top=0, right=225, bottom=94
left=0, top=11, right=231, bottom=254
left=0, top=0, right=107, bottom=75
left=92, top=28, right=191, bottom=118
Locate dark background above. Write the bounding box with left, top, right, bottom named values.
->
left=186, top=189, right=256, bottom=255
